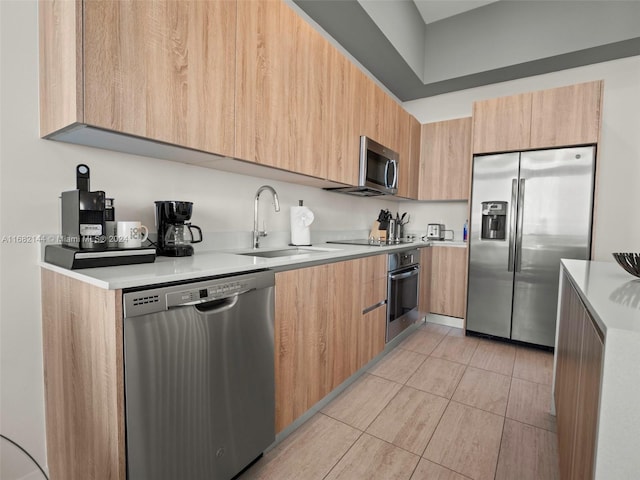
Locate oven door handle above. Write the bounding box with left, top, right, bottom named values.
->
left=389, top=268, right=419, bottom=281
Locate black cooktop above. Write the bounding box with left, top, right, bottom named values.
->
left=327, top=239, right=416, bottom=247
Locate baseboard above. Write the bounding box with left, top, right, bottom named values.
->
left=425, top=313, right=464, bottom=329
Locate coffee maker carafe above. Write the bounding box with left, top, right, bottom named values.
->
left=155, top=201, right=203, bottom=256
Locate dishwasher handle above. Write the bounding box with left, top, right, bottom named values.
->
left=194, top=294, right=240, bottom=314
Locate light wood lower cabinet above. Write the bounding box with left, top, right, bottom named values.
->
left=275, top=254, right=386, bottom=432
left=429, top=246, right=467, bottom=318
left=555, top=271, right=604, bottom=480
left=41, top=269, right=126, bottom=480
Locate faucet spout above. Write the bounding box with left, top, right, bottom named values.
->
left=253, top=185, right=280, bottom=249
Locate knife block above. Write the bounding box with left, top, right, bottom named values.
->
left=369, top=221, right=387, bottom=241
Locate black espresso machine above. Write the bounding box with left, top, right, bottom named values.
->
left=155, top=201, right=203, bottom=256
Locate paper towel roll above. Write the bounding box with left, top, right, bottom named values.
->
left=290, top=206, right=314, bottom=246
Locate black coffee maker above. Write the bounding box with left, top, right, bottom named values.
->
left=61, top=164, right=107, bottom=250
left=155, top=201, right=203, bottom=256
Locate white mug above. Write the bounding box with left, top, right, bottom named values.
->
left=117, top=221, right=149, bottom=249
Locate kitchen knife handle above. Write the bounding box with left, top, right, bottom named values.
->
left=508, top=179, right=518, bottom=272
left=515, top=178, right=526, bottom=273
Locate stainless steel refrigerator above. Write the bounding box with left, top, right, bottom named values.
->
left=466, top=146, right=595, bottom=347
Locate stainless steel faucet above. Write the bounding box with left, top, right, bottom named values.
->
left=253, top=185, right=280, bottom=248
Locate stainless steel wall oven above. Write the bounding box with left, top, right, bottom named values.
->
left=387, top=248, right=421, bottom=342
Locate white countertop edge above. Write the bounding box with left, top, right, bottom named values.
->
left=561, top=259, right=640, bottom=335
left=39, top=241, right=437, bottom=290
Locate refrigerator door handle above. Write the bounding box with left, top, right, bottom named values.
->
left=515, top=178, right=526, bottom=272
left=508, top=179, right=518, bottom=272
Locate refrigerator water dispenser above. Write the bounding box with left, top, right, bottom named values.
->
left=481, top=201, right=507, bottom=240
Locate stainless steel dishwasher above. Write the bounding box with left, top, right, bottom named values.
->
left=122, top=270, right=275, bottom=480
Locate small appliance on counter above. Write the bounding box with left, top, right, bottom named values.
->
left=155, top=201, right=203, bottom=257
left=426, top=223, right=455, bottom=241
left=45, top=164, right=156, bottom=269
left=61, top=164, right=107, bottom=250
left=290, top=200, right=314, bottom=246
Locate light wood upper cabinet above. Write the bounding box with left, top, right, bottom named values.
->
left=236, top=0, right=362, bottom=184
left=397, top=114, right=421, bottom=199
left=40, top=0, right=236, bottom=157
left=472, top=81, right=603, bottom=154
left=472, top=92, right=532, bottom=153
left=419, top=117, right=472, bottom=200
left=430, top=246, right=468, bottom=318
left=530, top=81, right=603, bottom=149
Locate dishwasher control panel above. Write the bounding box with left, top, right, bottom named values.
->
left=123, top=270, right=275, bottom=318
left=166, top=281, right=250, bottom=307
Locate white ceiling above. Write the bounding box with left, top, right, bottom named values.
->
left=413, top=0, right=499, bottom=24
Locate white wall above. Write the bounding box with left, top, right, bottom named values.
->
left=405, top=55, right=640, bottom=259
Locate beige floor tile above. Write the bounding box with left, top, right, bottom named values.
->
left=325, top=433, right=419, bottom=480
left=495, top=419, right=560, bottom=480
left=431, top=334, right=479, bottom=365
left=368, top=347, right=427, bottom=384
left=469, top=339, right=516, bottom=376
left=422, top=322, right=452, bottom=336
left=411, top=459, right=470, bottom=480
left=513, top=346, right=554, bottom=385
left=240, top=414, right=360, bottom=480
left=399, top=329, right=446, bottom=356
left=424, top=402, right=504, bottom=480
left=506, top=377, right=556, bottom=432
left=452, top=366, right=511, bottom=415
left=406, top=357, right=466, bottom=399
left=446, top=327, right=465, bottom=337
left=321, top=373, right=402, bottom=430
left=366, top=386, right=448, bottom=455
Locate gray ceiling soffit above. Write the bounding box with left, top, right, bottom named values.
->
left=294, top=0, right=640, bottom=101
left=404, top=38, right=640, bottom=100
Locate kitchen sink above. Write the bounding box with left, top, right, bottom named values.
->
left=238, top=247, right=338, bottom=258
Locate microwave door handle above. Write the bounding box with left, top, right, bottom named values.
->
left=390, top=160, right=398, bottom=189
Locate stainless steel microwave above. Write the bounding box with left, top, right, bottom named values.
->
left=325, top=136, right=399, bottom=196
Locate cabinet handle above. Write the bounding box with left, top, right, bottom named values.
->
left=362, top=300, right=386, bottom=315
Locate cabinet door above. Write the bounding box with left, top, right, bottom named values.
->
left=397, top=114, right=421, bottom=199
left=419, top=117, right=472, bottom=200
left=572, top=313, right=603, bottom=480
left=328, top=259, right=361, bottom=389
left=472, top=93, right=532, bottom=153
left=324, top=49, right=362, bottom=185
left=430, top=247, right=468, bottom=318
left=83, top=0, right=236, bottom=157
left=555, top=278, right=584, bottom=480
left=418, top=247, right=432, bottom=316
left=274, top=265, right=329, bottom=432
left=530, top=80, right=603, bottom=149
left=237, top=0, right=362, bottom=183
left=358, top=255, right=388, bottom=367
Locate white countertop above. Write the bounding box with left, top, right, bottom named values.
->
left=40, top=241, right=434, bottom=290
left=561, top=259, right=640, bottom=335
